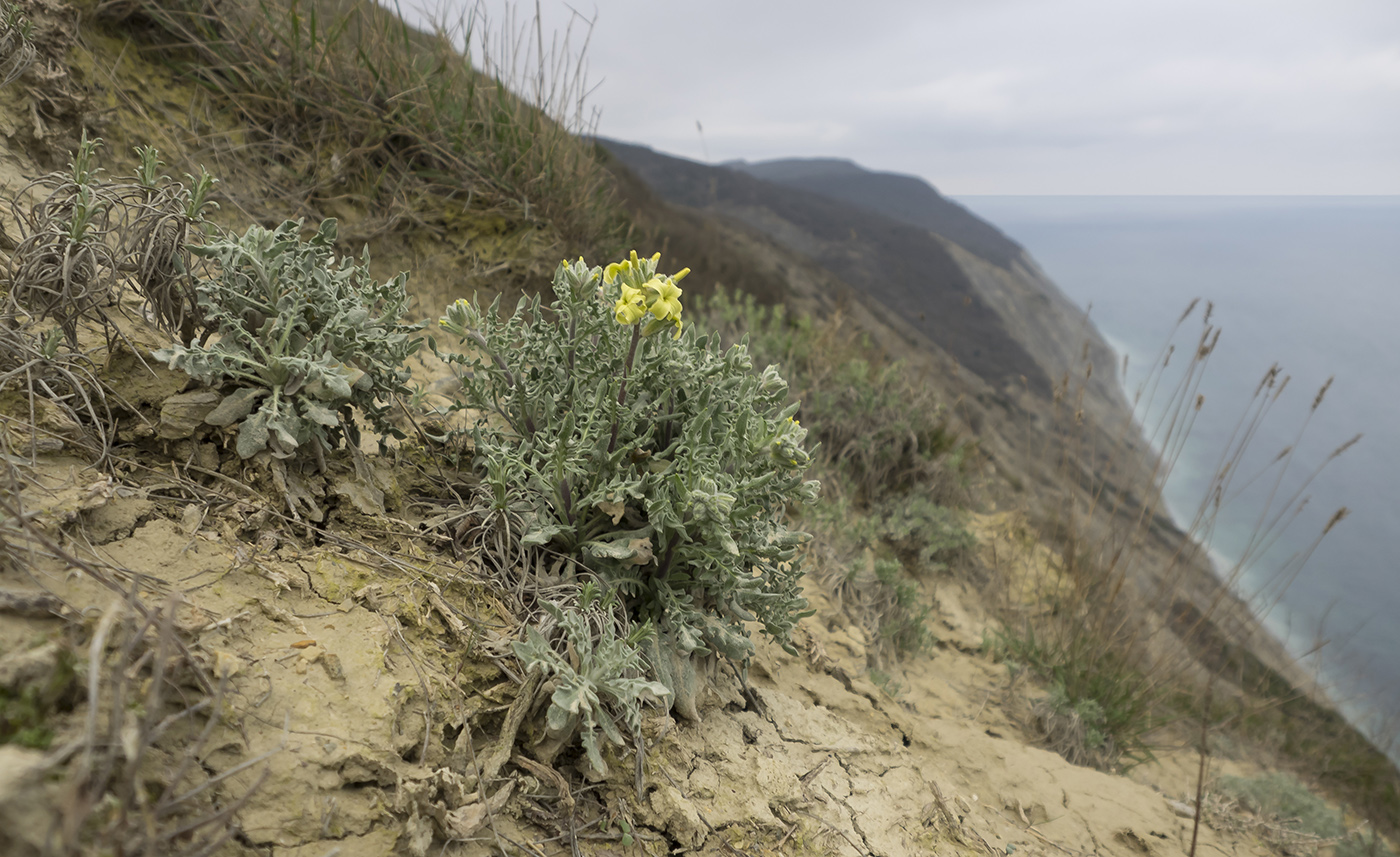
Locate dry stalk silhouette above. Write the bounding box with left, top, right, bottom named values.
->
left=996, top=298, right=1356, bottom=771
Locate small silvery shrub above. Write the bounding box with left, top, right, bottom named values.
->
left=875, top=496, right=976, bottom=573
left=3, top=136, right=219, bottom=345
left=437, top=253, right=820, bottom=693
left=155, top=218, right=420, bottom=461
left=512, top=583, right=669, bottom=778
left=0, top=0, right=34, bottom=90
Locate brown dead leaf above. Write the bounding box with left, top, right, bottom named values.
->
left=625, top=537, right=653, bottom=567
left=597, top=499, right=626, bottom=525
left=444, top=780, right=515, bottom=838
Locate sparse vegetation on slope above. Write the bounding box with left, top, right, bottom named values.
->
left=984, top=297, right=1400, bottom=834
left=0, top=0, right=1397, bottom=854
left=114, top=0, right=621, bottom=245
left=693, top=288, right=977, bottom=669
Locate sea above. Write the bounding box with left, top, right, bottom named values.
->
left=956, top=195, right=1400, bottom=760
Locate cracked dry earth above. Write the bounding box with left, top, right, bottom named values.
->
left=646, top=578, right=1271, bottom=857
left=0, top=437, right=1275, bottom=857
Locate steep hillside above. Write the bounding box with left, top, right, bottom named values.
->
left=600, top=140, right=1400, bottom=833
left=601, top=139, right=1052, bottom=398
left=727, top=158, right=1022, bottom=269
left=741, top=158, right=1128, bottom=421
left=1, top=0, right=1396, bottom=855
left=602, top=141, right=1126, bottom=428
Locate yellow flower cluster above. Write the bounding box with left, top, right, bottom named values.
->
left=605, top=251, right=690, bottom=337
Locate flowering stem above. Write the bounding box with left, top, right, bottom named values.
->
left=661, top=390, right=676, bottom=449
left=607, top=325, right=642, bottom=454
left=566, top=316, right=578, bottom=381
left=464, top=328, right=517, bottom=387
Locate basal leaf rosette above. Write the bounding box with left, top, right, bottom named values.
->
left=436, top=254, right=820, bottom=711
left=155, top=219, right=420, bottom=461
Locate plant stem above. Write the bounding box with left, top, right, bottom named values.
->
left=566, top=315, right=577, bottom=378
left=1188, top=681, right=1213, bottom=857
left=560, top=476, right=575, bottom=526
left=467, top=328, right=516, bottom=387
left=655, top=537, right=678, bottom=582
left=607, top=325, right=641, bottom=454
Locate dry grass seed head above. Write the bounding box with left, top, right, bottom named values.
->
left=127, top=0, right=621, bottom=245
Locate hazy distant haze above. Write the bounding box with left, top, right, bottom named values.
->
left=400, top=0, right=1400, bottom=195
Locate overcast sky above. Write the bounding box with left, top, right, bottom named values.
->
left=403, top=0, right=1400, bottom=195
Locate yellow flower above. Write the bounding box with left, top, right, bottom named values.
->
left=644, top=277, right=683, bottom=323
left=606, top=254, right=688, bottom=335
left=605, top=250, right=655, bottom=286
left=614, top=284, right=647, bottom=325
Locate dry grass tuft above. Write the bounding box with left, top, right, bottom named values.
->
left=115, top=0, right=622, bottom=245
left=992, top=299, right=1359, bottom=771
left=4, top=136, right=216, bottom=344
left=49, top=594, right=276, bottom=857
left=0, top=451, right=274, bottom=856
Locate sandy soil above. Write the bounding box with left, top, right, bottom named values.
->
left=0, top=436, right=1274, bottom=856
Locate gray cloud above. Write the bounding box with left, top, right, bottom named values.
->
left=401, top=0, right=1400, bottom=193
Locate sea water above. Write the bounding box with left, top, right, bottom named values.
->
left=957, top=195, right=1400, bottom=760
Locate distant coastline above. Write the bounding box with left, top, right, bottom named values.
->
left=960, top=194, right=1400, bottom=762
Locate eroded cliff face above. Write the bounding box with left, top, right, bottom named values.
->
left=722, top=155, right=1128, bottom=416
left=601, top=140, right=1055, bottom=398
left=939, top=242, right=1126, bottom=419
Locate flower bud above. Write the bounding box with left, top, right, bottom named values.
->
left=758, top=365, right=788, bottom=397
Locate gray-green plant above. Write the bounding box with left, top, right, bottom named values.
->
left=4, top=133, right=120, bottom=343
left=1211, top=772, right=1396, bottom=857
left=0, top=0, right=35, bottom=88
left=1217, top=773, right=1344, bottom=839
left=868, top=667, right=906, bottom=699
left=3, top=136, right=219, bottom=345
left=512, top=583, right=670, bottom=778
left=1034, top=681, right=1113, bottom=768
left=437, top=254, right=820, bottom=695
left=992, top=621, right=1156, bottom=768
left=874, top=495, right=976, bottom=573
left=155, top=218, right=420, bottom=461
left=808, top=491, right=971, bottom=663
left=871, top=558, right=935, bottom=656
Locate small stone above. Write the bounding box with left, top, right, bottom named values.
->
left=179, top=504, right=203, bottom=535
left=320, top=652, right=345, bottom=681
left=158, top=390, right=223, bottom=439
left=1166, top=798, right=1195, bottom=818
